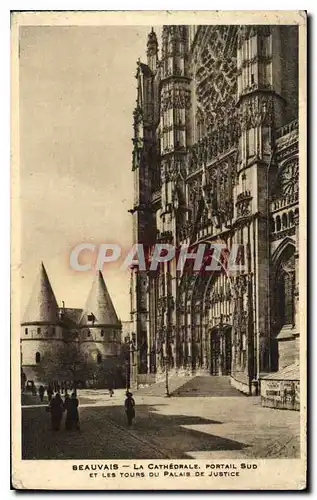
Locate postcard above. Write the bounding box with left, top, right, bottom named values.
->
left=11, top=10, right=307, bottom=490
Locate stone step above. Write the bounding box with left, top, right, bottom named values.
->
left=172, top=376, right=247, bottom=397
left=135, top=375, right=246, bottom=398
left=135, top=374, right=193, bottom=397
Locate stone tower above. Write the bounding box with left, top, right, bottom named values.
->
left=129, top=29, right=159, bottom=377
left=155, top=26, right=191, bottom=374
left=232, top=25, right=299, bottom=389
left=21, top=263, right=62, bottom=381
left=80, top=271, right=122, bottom=363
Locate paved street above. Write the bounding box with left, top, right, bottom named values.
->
left=22, top=381, right=300, bottom=460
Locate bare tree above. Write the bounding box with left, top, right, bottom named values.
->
left=37, top=341, right=95, bottom=386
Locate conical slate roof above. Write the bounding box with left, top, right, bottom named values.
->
left=22, top=263, right=58, bottom=324
left=81, top=271, right=119, bottom=326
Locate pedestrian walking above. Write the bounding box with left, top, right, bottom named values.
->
left=49, top=393, right=64, bottom=431
left=71, top=392, right=80, bottom=430
left=108, top=380, right=114, bottom=398
left=47, top=385, right=53, bottom=402
left=64, top=392, right=80, bottom=431
left=38, top=385, right=45, bottom=402
left=124, top=391, right=135, bottom=427
left=63, top=393, right=72, bottom=430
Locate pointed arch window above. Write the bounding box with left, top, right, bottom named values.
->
left=35, top=352, right=41, bottom=364
left=289, top=211, right=294, bottom=226
left=275, top=245, right=296, bottom=327
left=282, top=213, right=288, bottom=229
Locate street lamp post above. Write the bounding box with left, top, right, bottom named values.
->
left=219, top=313, right=224, bottom=376
left=125, top=335, right=139, bottom=391
left=246, top=222, right=256, bottom=395
left=125, top=358, right=130, bottom=391
left=164, top=354, right=170, bottom=397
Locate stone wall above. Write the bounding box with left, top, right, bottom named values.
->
left=278, top=338, right=297, bottom=369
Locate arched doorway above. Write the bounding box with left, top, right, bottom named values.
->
left=210, top=324, right=232, bottom=375
left=210, top=330, right=220, bottom=375
left=271, top=242, right=296, bottom=371
left=204, top=268, right=233, bottom=376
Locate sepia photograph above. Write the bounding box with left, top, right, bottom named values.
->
left=11, top=10, right=307, bottom=490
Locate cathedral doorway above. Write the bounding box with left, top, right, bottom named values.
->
left=210, top=326, right=232, bottom=376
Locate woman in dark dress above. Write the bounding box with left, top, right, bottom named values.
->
left=63, top=393, right=71, bottom=430
left=65, top=392, right=80, bottom=431
left=47, top=385, right=53, bottom=402
left=49, top=393, right=64, bottom=431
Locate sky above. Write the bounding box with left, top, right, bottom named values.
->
left=19, top=25, right=157, bottom=321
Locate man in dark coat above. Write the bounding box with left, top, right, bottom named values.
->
left=47, top=385, right=53, bottom=402
left=38, top=385, right=45, bottom=402
left=124, top=392, right=135, bottom=427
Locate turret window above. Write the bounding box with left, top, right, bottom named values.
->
left=52, top=327, right=56, bottom=335
left=37, top=327, right=41, bottom=334
left=25, top=328, right=28, bottom=335
left=97, top=353, right=102, bottom=364
left=35, top=352, right=41, bottom=364
left=101, top=330, right=104, bottom=337
left=87, top=329, right=91, bottom=337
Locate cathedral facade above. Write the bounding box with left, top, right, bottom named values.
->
left=21, top=264, right=123, bottom=386
left=130, top=25, right=299, bottom=394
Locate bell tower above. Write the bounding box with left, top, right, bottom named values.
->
left=130, top=32, right=158, bottom=379
left=156, top=26, right=191, bottom=373
left=234, top=25, right=287, bottom=386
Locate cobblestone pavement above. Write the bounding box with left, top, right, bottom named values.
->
left=22, top=388, right=300, bottom=460
left=22, top=401, right=166, bottom=460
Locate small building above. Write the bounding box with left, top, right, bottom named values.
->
left=260, top=363, right=300, bottom=411
left=21, top=263, right=123, bottom=388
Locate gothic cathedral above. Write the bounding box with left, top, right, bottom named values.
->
left=130, top=26, right=299, bottom=394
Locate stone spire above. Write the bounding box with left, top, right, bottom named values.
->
left=147, top=27, right=158, bottom=72
left=81, top=271, right=120, bottom=326
left=22, top=262, right=58, bottom=324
